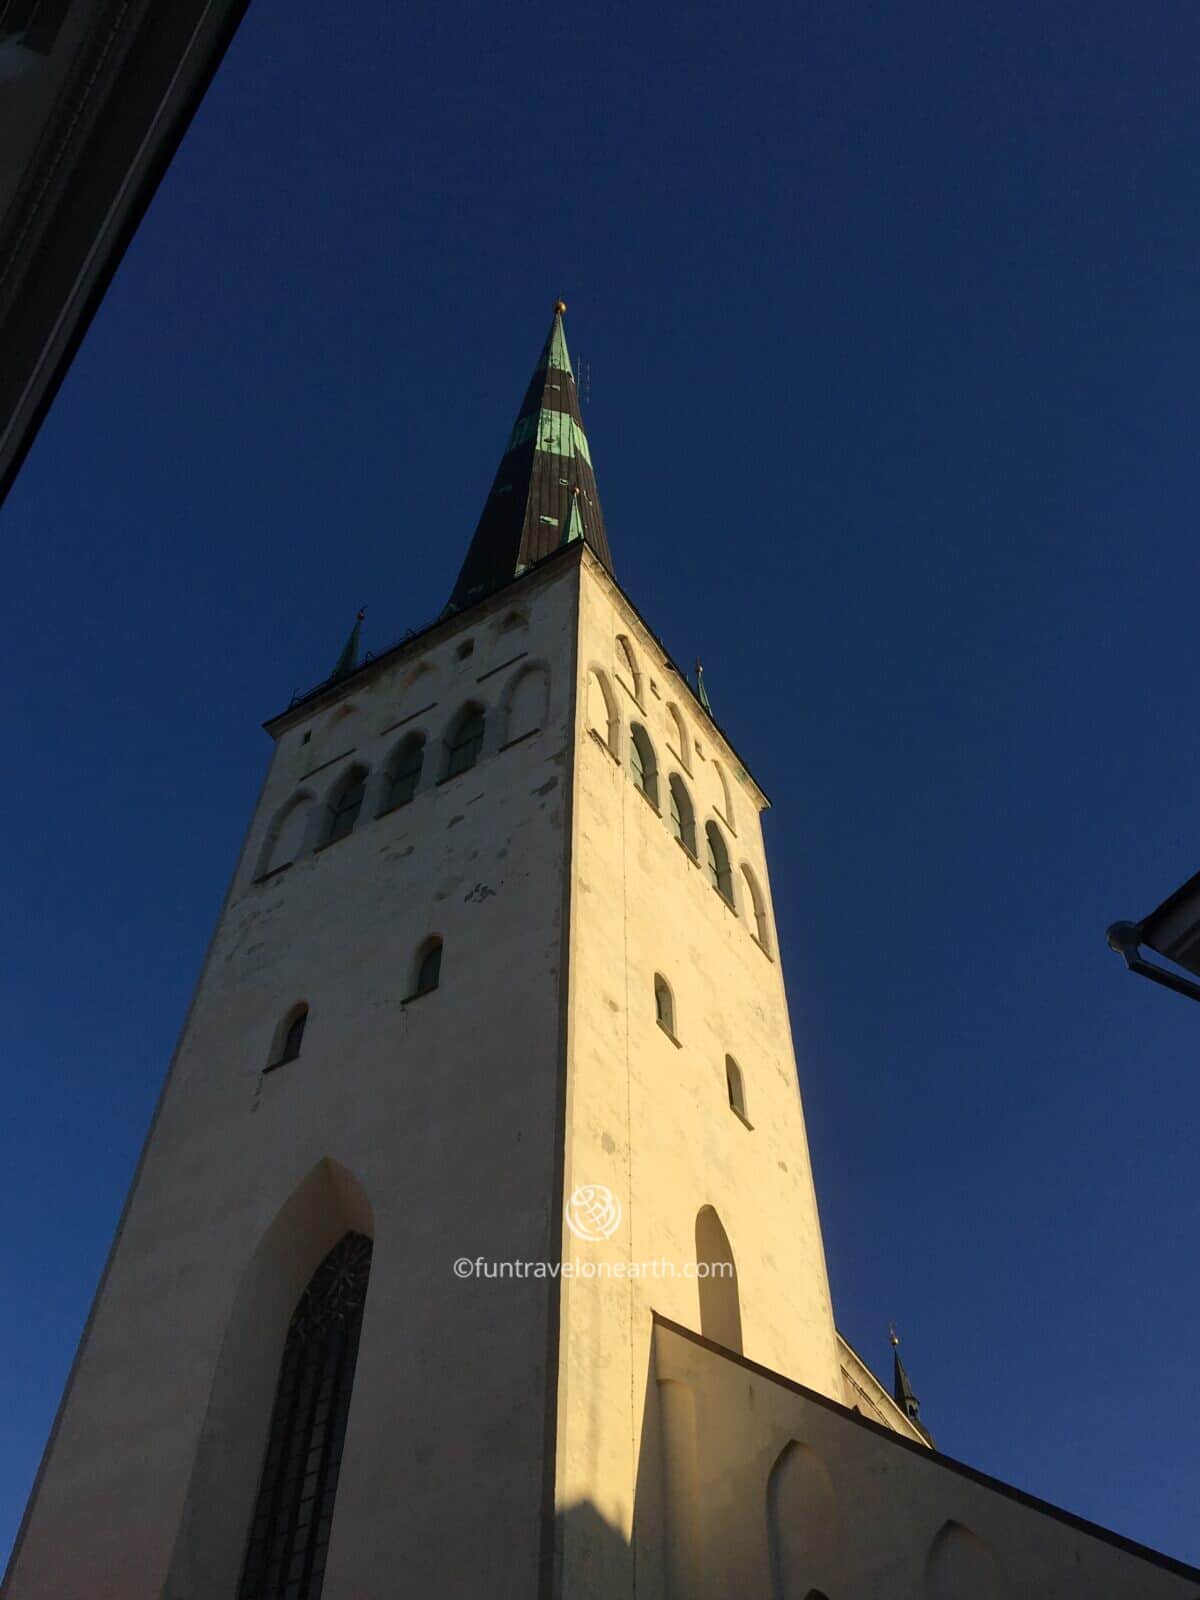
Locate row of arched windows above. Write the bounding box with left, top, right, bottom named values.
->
left=612, top=632, right=738, bottom=814
left=263, top=939, right=442, bottom=1073
left=653, top=973, right=752, bottom=1127
left=259, top=662, right=549, bottom=880
left=589, top=655, right=771, bottom=953
left=626, top=710, right=770, bottom=948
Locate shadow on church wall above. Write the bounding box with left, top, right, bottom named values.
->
left=547, top=1316, right=1200, bottom=1600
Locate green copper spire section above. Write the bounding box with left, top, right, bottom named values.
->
left=331, top=609, right=365, bottom=681
left=448, top=300, right=612, bottom=610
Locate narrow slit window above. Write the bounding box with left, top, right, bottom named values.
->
left=278, top=1009, right=307, bottom=1066
left=414, top=938, right=442, bottom=997
left=654, top=974, right=676, bottom=1038
left=726, top=1055, right=749, bottom=1123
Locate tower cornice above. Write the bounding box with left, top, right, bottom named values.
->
left=263, top=542, right=587, bottom=736
left=265, top=543, right=770, bottom=811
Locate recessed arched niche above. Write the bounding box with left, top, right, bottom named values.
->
left=162, top=1159, right=374, bottom=1598
left=925, top=1519, right=1008, bottom=1600
left=694, top=1206, right=742, bottom=1353
left=765, top=1439, right=840, bottom=1600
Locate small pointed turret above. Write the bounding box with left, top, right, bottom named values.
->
left=448, top=301, right=612, bottom=610
left=890, top=1325, right=933, bottom=1445
left=331, top=609, right=365, bottom=680
left=696, top=659, right=712, bottom=715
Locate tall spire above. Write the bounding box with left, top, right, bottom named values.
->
left=448, top=300, right=612, bottom=610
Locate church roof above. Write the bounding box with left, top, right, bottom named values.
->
left=447, top=301, right=612, bottom=610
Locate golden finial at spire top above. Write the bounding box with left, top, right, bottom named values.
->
left=889, top=1322, right=900, bottom=1348
left=554, top=298, right=567, bottom=314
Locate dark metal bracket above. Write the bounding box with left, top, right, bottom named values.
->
left=1106, top=921, right=1200, bottom=1005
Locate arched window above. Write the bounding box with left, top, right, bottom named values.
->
left=615, top=635, right=642, bottom=703
left=270, top=1006, right=308, bottom=1070
left=668, top=774, right=697, bottom=855
left=413, top=937, right=442, bottom=997
left=586, top=667, right=618, bottom=755
left=705, top=821, right=735, bottom=907
left=713, top=759, right=735, bottom=831
left=443, top=705, right=485, bottom=779
left=695, top=1206, right=742, bottom=1352
left=654, top=974, right=676, bottom=1039
left=388, top=661, right=437, bottom=726
left=630, top=723, right=659, bottom=808
left=238, top=1232, right=373, bottom=1600
left=666, top=703, right=691, bottom=771
left=740, top=864, right=770, bottom=950
left=383, top=733, right=424, bottom=811
left=725, top=1056, right=749, bottom=1124
left=323, top=768, right=367, bottom=846
left=259, top=793, right=314, bottom=877
left=503, top=663, right=549, bottom=745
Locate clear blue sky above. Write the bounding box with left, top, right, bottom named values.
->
left=3, top=0, right=1199, bottom=1570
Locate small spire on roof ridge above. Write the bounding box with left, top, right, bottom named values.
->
left=331, top=608, right=366, bottom=681
left=889, top=1323, right=933, bottom=1445
left=695, top=659, right=712, bottom=715
left=562, top=484, right=585, bottom=547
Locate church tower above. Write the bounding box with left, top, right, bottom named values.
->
left=10, top=304, right=1199, bottom=1600
left=4, top=307, right=907, bottom=1599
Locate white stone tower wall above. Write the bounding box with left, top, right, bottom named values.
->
left=5, top=563, right=579, bottom=1599
left=554, top=551, right=843, bottom=1584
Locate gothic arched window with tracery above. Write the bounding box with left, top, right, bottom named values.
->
left=238, top=1232, right=373, bottom=1600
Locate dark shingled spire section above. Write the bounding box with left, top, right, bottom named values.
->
left=448, top=301, right=612, bottom=610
